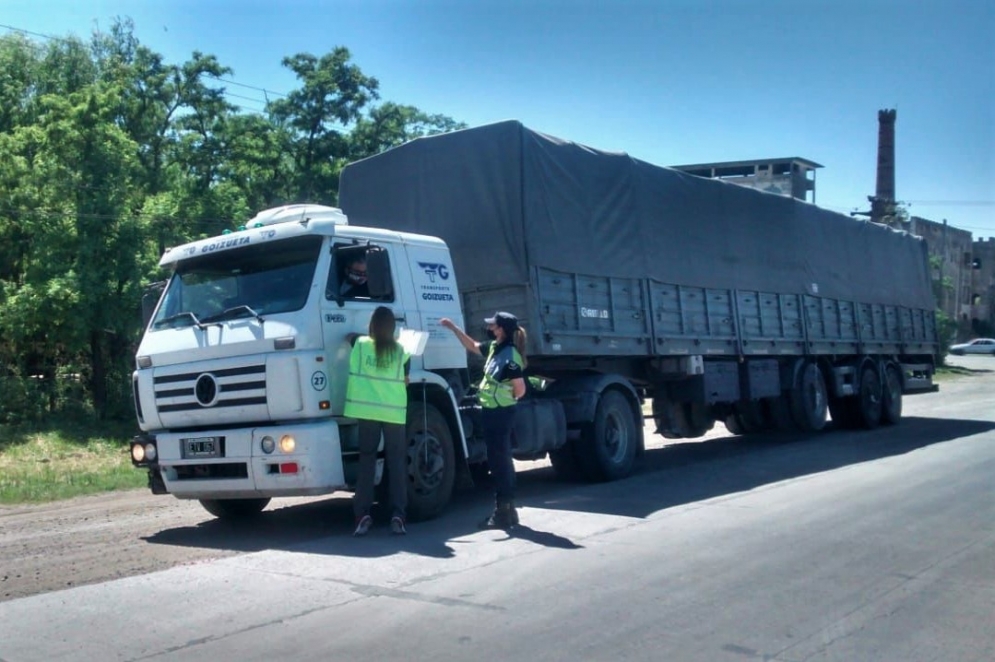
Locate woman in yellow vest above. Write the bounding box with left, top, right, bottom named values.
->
left=345, top=306, right=411, bottom=536
left=440, top=311, right=527, bottom=529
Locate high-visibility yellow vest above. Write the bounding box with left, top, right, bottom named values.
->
left=344, top=337, right=410, bottom=424
left=478, top=343, right=523, bottom=409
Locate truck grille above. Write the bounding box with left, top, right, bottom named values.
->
left=154, top=364, right=267, bottom=413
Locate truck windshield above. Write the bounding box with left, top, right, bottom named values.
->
left=151, top=235, right=324, bottom=330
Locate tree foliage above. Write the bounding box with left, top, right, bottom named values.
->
left=0, top=21, right=465, bottom=423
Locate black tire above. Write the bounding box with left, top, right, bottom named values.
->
left=880, top=363, right=903, bottom=426
left=199, top=497, right=270, bottom=519
left=549, top=443, right=587, bottom=481
left=673, top=401, right=713, bottom=438
left=724, top=413, right=745, bottom=435
left=829, top=396, right=858, bottom=429
left=576, top=390, right=638, bottom=482
left=735, top=400, right=769, bottom=434
left=855, top=364, right=883, bottom=429
left=765, top=395, right=798, bottom=432
left=405, top=402, right=456, bottom=521
left=789, top=362, right=829, bottom=432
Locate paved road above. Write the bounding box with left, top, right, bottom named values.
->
left=1, top=356, right=993, bottom=661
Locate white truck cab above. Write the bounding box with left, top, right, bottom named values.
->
left=131, top=205, right=471, bottom=520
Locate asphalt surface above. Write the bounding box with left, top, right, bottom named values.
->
left=0, top=355, right=992, bottom=661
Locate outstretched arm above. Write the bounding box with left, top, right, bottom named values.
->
left=439, top=318, right=482, bottom=356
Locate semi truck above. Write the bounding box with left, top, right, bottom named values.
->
left=130, top=120, right=938, bottom=520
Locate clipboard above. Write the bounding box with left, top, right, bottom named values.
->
left=397, top=328, right=429, bottom=356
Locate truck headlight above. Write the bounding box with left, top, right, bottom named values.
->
left=131, top=443, right=146, bottom=463
left=280, top=435, right=296, bottom=453
left=144, top=443, right=157, bottom=462
left=261, top=436, right=276, bottom=454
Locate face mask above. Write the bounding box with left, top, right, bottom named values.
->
left=347, top=268, right=367, bottom=285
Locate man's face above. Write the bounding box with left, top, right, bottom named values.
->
left=347, top=261, right=367, bottom=285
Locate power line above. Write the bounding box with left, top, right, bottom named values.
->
left=206, top=75, right=287, bottom=100
left=905, top=200, right=995, bottom=207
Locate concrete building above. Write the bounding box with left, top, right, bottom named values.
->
left=970, top=236, right=995, bottom=334
left=670, top=157, right=822, bottom=203
left=908, top=216, right=974, bottom=333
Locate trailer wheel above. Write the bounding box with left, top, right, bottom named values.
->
left=405, top=402, right=456, bottom=521
left=828, top=396, right=858, bottom=429
left=765, top=395, right=798, bottom=432
left=881, top=363, right=903, bottom=426
left=724, top=413, right=744, bottom=435
left=198, top=497, right=270, bottom=519
left=726, top=400, right=771, bottom=435
left=577, top=390, right=638, bottom=481
left=855, top=364, right=883, bottom=429
left=674, top=401, right=713, bottom=438
left=789, top=362, right=828, bottom=432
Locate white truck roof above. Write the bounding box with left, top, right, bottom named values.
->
left=158, top=205, right=448, bottom=267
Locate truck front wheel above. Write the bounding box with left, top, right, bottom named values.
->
left=405, top=402, right=456, bottom=521
left=198, top=497, right=270, bottom=519
left=577, top=390, right=638, bottom=482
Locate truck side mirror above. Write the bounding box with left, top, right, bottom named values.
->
left=365, top=247, right=394, bottom=300
left=141, top=280, right=167, bottom=329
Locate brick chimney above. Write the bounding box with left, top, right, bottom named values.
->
left=876, top=109, right=896, bottom=201
left=869, top=109, right=897, bottom=224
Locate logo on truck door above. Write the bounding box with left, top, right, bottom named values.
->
left=417, top=262, right=450, bottom=282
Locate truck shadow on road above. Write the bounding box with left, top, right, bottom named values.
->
left=143, top=415, right=993, bottom=559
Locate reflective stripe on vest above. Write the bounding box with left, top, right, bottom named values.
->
left=478, top=343, right=522, bottom=409
left=343, top=337, right=409, bottom=424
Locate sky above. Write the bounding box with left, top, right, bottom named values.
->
left=3, top=0, right=993, bottom=237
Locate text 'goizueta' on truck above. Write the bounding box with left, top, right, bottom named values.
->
left=131, top=120, right=939, bottom=521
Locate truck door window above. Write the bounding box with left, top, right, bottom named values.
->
left=327, top=244, right=394, bottom=302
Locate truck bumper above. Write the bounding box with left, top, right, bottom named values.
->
left=150, top=421, right=349, bottom=500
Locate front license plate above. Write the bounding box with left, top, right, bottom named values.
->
left=182, top=436, right=220, bottom=459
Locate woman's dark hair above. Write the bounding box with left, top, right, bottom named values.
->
left=369, top=306, right=401, bottom=368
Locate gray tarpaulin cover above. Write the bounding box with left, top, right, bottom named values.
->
left=339, top=120, right=935, bottom=311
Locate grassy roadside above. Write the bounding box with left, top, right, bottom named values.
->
left=932, top=363, right=982, bottom=382
left=0, top=420, right=146, bottom=505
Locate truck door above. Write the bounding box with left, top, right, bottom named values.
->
left=321, top=241, right=407, bottom=415
left=403, top=243, right=466, bottom=372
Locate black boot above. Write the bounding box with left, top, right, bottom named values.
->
left=479, top=501, right=519, bottom=530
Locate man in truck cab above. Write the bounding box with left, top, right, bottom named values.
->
left=339, top=254, right=370, bottom=298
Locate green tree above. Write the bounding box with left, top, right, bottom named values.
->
left=349, top=101, right=466, bottom=159
left=268, top=48, right=379, bottom=202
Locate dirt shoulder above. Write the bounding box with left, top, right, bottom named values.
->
left=0, top=489, right=349, bottom=603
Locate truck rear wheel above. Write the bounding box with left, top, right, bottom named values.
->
left=855, top=364, right=883, bottom=429
left=549, top=443, right=586, bottom=481
left=405, top=402, right=456, bottom=521
left=765, top=395, right=798, bottom=432
left=829, top=396, right=858, bottom=429
left=728, top=400, right=768, bottom=435
left=198, top=497, right=270, bottom=519
left=880, top=363, right=902, bottom=426
left=789, top=362, right=828, bottom=432
left=577, top=390, right=638, bottom=481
